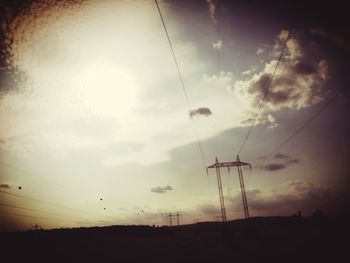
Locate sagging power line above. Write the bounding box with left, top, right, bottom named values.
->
left=0, top=190, right=114, bottom=220
left=0, top=202, right=87, bottom=221
left=237, top=26, right=294, bottom=156
left=255, top=91, right=341, bottom=168
left=154, top=0, right=207, bottom=170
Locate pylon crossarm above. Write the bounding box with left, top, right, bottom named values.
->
left=207, top=161, right=252, bottom=169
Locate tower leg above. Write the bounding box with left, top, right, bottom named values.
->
left=237, top=155, right=249, bottom=219
left=216, top=158, right=227, bottom=222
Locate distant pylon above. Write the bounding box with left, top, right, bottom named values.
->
left=176, top=211, right=182, bottom=226
left=166, top=212, right=181, bottom=226
left=214, top=215, right=223, bottom=222
left=207, top=155, right=252, bottom=219
left=167, top=212, right=173, bottom=226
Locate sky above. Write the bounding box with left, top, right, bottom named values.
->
left=0, top=0, right=349, bottom=231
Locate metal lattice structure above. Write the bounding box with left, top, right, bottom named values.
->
left=207, top=155, right=252, bottom=220
left=167, top=212, right=182, bottom=226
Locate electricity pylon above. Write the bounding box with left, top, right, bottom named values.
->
left=207, top=155, right=252, bottom=220
left=176, top=211, right=182, bottom=226
left=167, top=213, right=173, bottom=226
left=207, top=157, right=227, bottom=222
left=167, top=212, right=182, bottom=226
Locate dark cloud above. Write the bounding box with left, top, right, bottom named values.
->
left=150, top=185, right=173, bottom=194
left=227, top=181, right=337, bottom=216
left=292, top=62, right=317, bottom=75
left=0, top=184, right=11, bottom=189
left=286, top=158, right=300, bottom=165
left=264, top=163, right=286, bottom=171
left=311, top=27, right=350, bottom=50
left=262, top=153, right=300, bottom=171
left=189, top=107, right=212, bottom=118
left=235, top=31, right=329, bottom=111
left=199, top=203, right=219, bottom=215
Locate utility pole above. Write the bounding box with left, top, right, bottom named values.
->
left=214, top=215, right=223, bottom=222
left=167, top=212, right=173, bottom=226
left=32, top=223, right=41, bottom=230
left=166, top=212, right=181, bottom=226
left=207, top=155, right=252, bottom=219
left=176, top=212, right=182, bottom=226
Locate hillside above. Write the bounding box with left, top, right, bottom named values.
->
left=1, top=214, right=348, bottom=262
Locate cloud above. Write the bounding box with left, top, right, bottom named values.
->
left=202, top=71, right=234, bottom=91
left=260, top=153, right=300, bottom=172
left=241, top=68, right=255, bottom=76
left=212, top=40, right=222, bottom=49
left=286, top=158, right=300, bottom=165
left=189, top=107, right=212, bottom=118
left=0, top=0, right=218, bottom=167
left=199, top=203, right=219, bottom=215
left=205, top=0, right=217, bottom=24
left=292, top=62, right=317, bottom=75
left=256, top=47, right=265, bottom=55
left=150, top=185, right=173, bottom=194
left=264, top=163, right=286, bottom=171
left=274, top=153, right=290, bottom=159
left=0, top=184, right=11, bottom=189
left=310, top=27, right=350, bottom=50
left=235, top=29, right=329, bottom=111
left=241, top=113, right=277, bottom=129
left=287, top=180, right=331, bottom=200
left=227, top=180, right=334, bottom=216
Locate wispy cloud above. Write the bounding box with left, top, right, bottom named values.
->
left=212, top=40, right=222, bottom=49
left=205, top=0, right=217, bottom=24
left=241, top=113, right=277, bottom=129
left=150, top=185, right=173, bottom=194
left=274, top=153, right=290, bottom=159
left=227, top=180, right=333, bottom=216
left=256, top=47, right=265, bottom=55
left=199, top=203, right=219, bottom=215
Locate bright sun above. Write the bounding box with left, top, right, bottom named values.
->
left=78, top=64, right=136, bottom=118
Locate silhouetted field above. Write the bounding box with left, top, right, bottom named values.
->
left=1, top=214, right=348, bottom=263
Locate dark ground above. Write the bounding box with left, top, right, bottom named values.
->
left=0, top=214, right=348, bottom=263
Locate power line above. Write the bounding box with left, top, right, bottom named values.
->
left=0, top=162, right=114, bottom=218
left=237, top=26, right=293, bottom=156
left=0, top=190, right=113, bottom=219
left=0, top=202, right=87, bottom=221
left=0, top=161, right=79, bottom=196
left=0, top=211, right=72, bottom=222
left=154, top=0, right=207, bottom=169
left=214, top=0, right=221, bottom=158
left=255, top=92, right=340, bottom=168
left=0, top=211, right=59, bottom=221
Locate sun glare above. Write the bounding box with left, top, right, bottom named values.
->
left=78, top=64, right=136, bottom=118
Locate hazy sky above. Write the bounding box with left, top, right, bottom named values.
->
left=0, top=0, right=349, bottom=230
